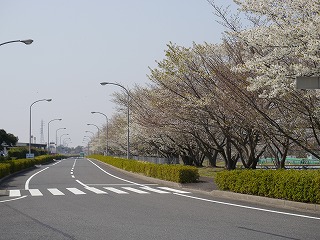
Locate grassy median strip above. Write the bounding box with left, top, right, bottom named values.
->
left=89, top=155, right=199, bottom=183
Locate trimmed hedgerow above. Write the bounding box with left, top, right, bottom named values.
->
left=89, top=155, right=199, bottom=183
left=215, top=169, right=320, bottom=204
left=0, top=155, right=67, bottom=179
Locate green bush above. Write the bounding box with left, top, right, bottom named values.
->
left=215, top=169, right=320, bottom=204
left=89, top=155, right=199, bottom=183
left=0, top=155, right=67, bottom=179
left=0, top=163, right=10, bottom=178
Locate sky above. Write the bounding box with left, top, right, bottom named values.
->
left=0, top=0, right=235, bottom=148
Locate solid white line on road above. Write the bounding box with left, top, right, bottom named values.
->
left=85, top=187, right=107, bottom=194
left=157, top=187, right=191, bottom=194
left=66, top=188, right=86, bottom=195
left=103, top=187, right=129, bottom=194
left=29, top=189, right=43, bottom=196
left=122, top=187, right=150, bottom=194
left=0, top=195, right=27, bottom=203
left=140, top=186, right=170, bottom=194
left=173, top=193, right=320, bottom=221
left=9, top=190, right=21, bottom=197
left=25, top=167, right=50, bottom=190
left=48, top=188, right=65, bottom=196
left=76, top=180, right=89, bottom=188
left=87, top=159, right=145, bottom=186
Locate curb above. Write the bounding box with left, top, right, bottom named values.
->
left=92, top=158, right=320, bottom=214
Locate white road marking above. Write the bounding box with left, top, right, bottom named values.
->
left=25, top=167, right=49, bottom=190
left=52, top=161, right=61, bottom=166
left=85, top=187, right=107, bottom=194
left=9, top=190, right=21, bottom=197
left=173, top=193, right=320, bottom=221
left=157, top=187, right=191, bottom=194
left=29, top=189, right=43, bottom=196
left=48, top=188, right=65, bottom=196
left=140, top=186, right=170, bottom=194
left=122, top=187, right=150, bottom=194
left=87, top=183, right=158, bottom=186
left=76, top=180, right=89, bottom=188
left=88, top=159, right=145, bottom=186
left=0, top=196, right=27, bottom=203
left=104, top=187, right=129, bottom=194
left=66, top=188, right=86, bottom=195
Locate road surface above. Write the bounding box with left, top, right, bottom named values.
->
left=0, top=157, right=319, bottom=240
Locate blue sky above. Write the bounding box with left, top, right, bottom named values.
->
left=0, top=0, right=235, bottom=147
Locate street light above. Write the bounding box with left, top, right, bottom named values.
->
left=55, top=127, right=66, bottom=153
left=91, top=111, right=109, bottom=156
left=100, top=82, right=130, bottom=159
left=29, top=99, right=52, bottom=155
left=0, top=39, right=33, bottom=47
left=85, top=130, right=94, bottom=136
left=60, top=133, right=69, bottom=146
left=87, top=123, right=101, bottom=153
left=47, top=118, right=62, bottom=153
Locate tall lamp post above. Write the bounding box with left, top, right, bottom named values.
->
left=60, top=133, right=69, bottom=146
left=100, top=82, right=130, bottom=159
left=29, top=99, right=52, bottom=155
left=0, top=39, right=33, bottom=47
left=55, top=127, right=66, bottom=153
left=47, top=118, right=62, bottom=153
left=87, top=123, right=101, bottom=153
left=91, top=111, right=109, bottom=156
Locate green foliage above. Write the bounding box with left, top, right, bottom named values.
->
left=0, top=155, right=67, bottom=179
left=90, top=155, right=199, bottom=183
left=215, top=170, right=320, bottom=204
left=8, top=147, right=47, bottom=159
left=0, top=163, right=10, bottom=178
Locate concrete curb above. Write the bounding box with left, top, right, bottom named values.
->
left=91, top=158, right=320, bottom=214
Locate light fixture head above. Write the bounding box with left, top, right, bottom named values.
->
left=20, top=39, right=33, bottom=45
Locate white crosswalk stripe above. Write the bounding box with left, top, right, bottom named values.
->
left=140, top=186, right=170, bottom=194
left=29, top=189, right=43, bottom=196
left=48, top=188, right=65, bottom=196
left=85, top=187, right=107, bottom=194
left=157, top=187, right=191, bottom=194
left=122, top=187, right=150, bottom=194
left=9, top=190, right=21, bottom=197
left=66, top=188, right=86, bottom=195
left=5, top=186, right=191, bottom=197
left=103, top=187, right=129, bottom=194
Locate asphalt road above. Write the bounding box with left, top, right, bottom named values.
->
left=0, top=157, right=319, bottom=240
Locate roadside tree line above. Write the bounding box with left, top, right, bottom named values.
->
left=89, top=0, right=320, bottom=169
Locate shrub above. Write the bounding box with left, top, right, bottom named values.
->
left=89, top=155, right=199, bottom=183
left=215, top=169, right=320, bottom=204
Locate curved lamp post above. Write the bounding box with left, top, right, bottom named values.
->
left=91, top=111, right=109, bottom=156
left=0, top=39, right=33, bottom=47
left=60, top=133, right=69, bottom=146
left=85, top=130, right=94, bottom=137
left=47, top=118, right=62, bottom=153
left=55, top=127, right=66, bottom=153
left=29, top=99, right=52, bottom=155
left=87, top=123, right=101, bottom=154
left=100, top=82, right=130, bottom=159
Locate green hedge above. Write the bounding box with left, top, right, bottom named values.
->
left=0, top=155, right=66, bottom=179
left=215, top=170, right=320, bottom=204
left=89, top=155, right=199, bottom=183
